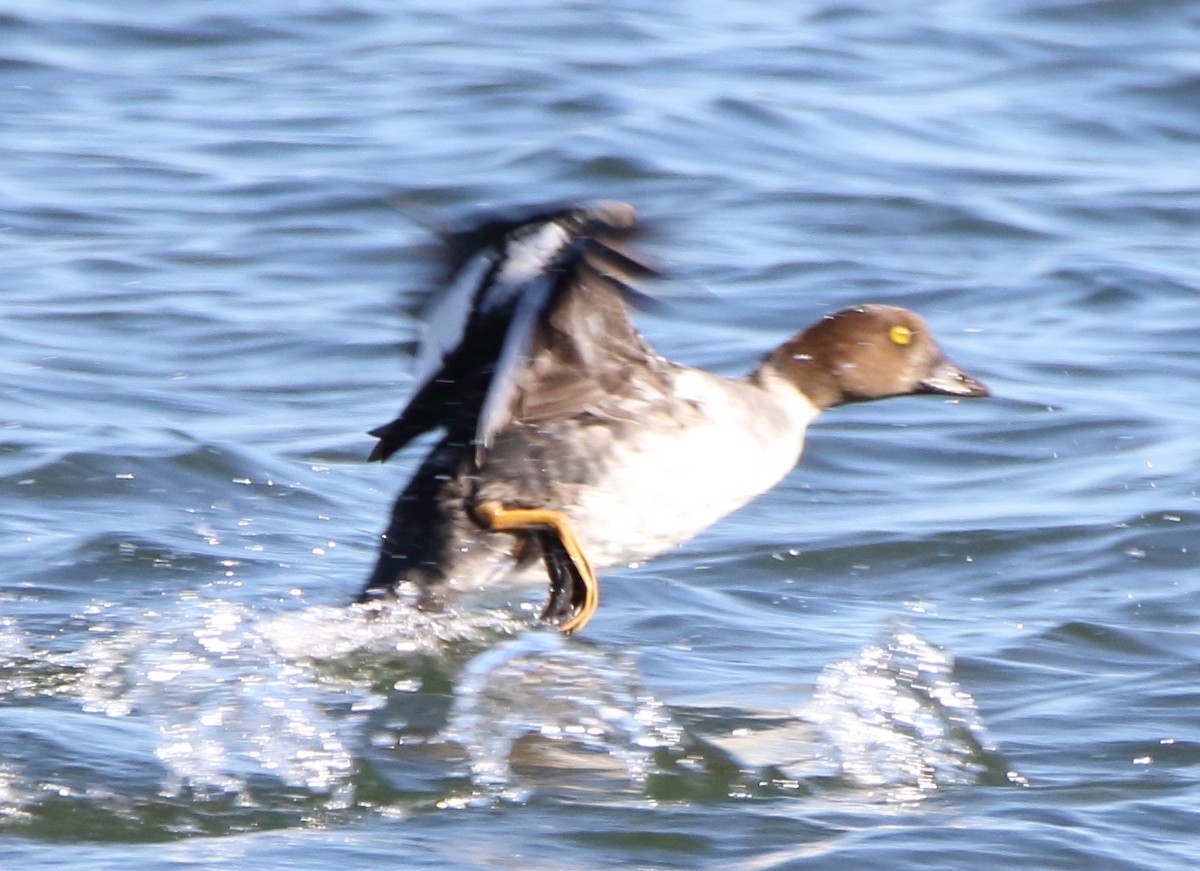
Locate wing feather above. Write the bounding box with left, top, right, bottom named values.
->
left=368, top=201, right=666, bottom=465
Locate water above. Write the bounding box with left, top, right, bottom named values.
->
left=3, top=1, right=1200, bottom=867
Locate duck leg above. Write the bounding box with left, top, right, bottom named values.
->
left=473, top=501, right=599, bottom=633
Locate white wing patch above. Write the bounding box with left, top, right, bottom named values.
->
left=474, top=273, right=554, bottom=458
left=480, top=221, right=571, bottom=312
left=472, top=218, right=574, bottom=458
left=415, top=248, right=493, bottom=391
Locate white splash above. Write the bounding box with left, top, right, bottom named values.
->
left=71, top=597, right=368, bottom=805
left=443, top=631, right=683, bottom=802
left=799, top=624, right=1021, bottom=800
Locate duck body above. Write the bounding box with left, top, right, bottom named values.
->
left=476, top=361, right=819, bottom=571
left=359, top=201, right=988, bottom=628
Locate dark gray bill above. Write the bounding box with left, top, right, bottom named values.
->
left=920, top=358, right=989, bottom=397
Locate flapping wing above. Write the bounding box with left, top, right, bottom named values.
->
left=368, top=200, right=665, bottom=464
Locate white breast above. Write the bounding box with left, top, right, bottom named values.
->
left=567, top=368, right=819, bottom=568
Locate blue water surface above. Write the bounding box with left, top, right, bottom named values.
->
left=3, top=1, right=1200, bottom=868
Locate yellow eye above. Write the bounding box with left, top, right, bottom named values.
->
left=889, top=324, right=914, bottom=346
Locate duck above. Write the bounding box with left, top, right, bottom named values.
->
left=358, top=200, right=988, bottom=633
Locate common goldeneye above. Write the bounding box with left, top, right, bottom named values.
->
left=359, top=201, right=988, bottom=632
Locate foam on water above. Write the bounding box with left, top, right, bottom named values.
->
left=441, top=631, right=683, bottom=804
left=0, top=588, right=1015, bottom=835
left=800, top=624, right=1026, bottom=800
left=72, top=598, right=366, bottom=806
left=0, top=592, right=524, bottom=830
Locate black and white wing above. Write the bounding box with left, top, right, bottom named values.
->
left=368, top=200, right=664, bottom=464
